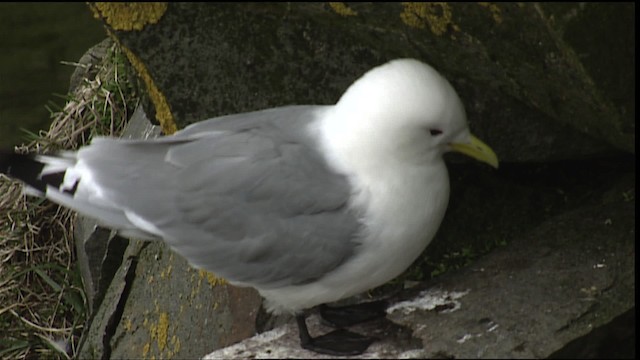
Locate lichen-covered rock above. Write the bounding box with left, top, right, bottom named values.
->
left=89, top=2, right=633, bottom=160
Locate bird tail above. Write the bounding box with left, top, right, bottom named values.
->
left=1, top=149, right=159, bottom=240
left=0, top=150, right=78, bottom=197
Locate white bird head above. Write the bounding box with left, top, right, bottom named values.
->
left=328, top=59, right=498, bottom=168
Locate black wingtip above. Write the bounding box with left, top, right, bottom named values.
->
left=0, top=150, right=48, bottom=193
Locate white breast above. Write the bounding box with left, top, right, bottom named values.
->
left=258, top=114, right=451, bottom=314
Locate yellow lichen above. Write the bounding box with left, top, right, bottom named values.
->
left=400, top=2, right=460, bottom=35
left=124, top=318, right=133, bottom=332
left=199, top=269, right=228, bottom=287
left=328, top=2, right=358, bottom=16
left=142, top=342, right=150, bottom=357
left=160, top=264, right=172, bottom=279
left=92, top=2, right=168, bottom=31
left=145, top=309, right=171, bottom=357
left=171, top=335, right=181, bottom=353
left=478, top=2, right=503, bottom=24
left=156, top=312, right=170, bottom=351
left=190, top=281, right=199, bottom=300
left=120, top=45, right=177, bottom=135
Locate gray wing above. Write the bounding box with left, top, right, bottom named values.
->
left=76, top=106, right=361, bottom=289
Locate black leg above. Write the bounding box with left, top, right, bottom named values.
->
left=296, top=314, right=377, bottom=356
left=296, top=314, right=313, bottom=345
left=319, top=299, right=389, bottom=328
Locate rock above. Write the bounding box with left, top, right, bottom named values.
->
left=386, top=201, right=635, bottom=358
left=77, top=238, right=145, bottom=359
left=204, top=313, right=425, bottom=359
left=89, top=3, right=633, bottom=160
left=68, top=37, right=112, bottom=93
left=74, top=217, right=126, bottom=315
left=549, top=308, right=635, bottom=359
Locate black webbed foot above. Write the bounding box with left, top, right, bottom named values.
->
left=319, top=299, right=389, bottom=328
left=296, top=314, right=377, bottom=356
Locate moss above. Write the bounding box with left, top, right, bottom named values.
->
left=92, top=2, right=168, bottom=31
left=400, top=2, right=460, bottom=35
left=328, top=2, right=358, bottom=17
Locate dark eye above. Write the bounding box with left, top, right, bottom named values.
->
left=429, top=129, right=443, bottom=136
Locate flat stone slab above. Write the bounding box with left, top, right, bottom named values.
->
left=204, top=313, right=425, bottom=359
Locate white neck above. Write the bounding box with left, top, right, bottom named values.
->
left=314, top=105, right=451, bottom=253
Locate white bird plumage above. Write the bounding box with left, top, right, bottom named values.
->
left=262, top=59, right=471, bottom=312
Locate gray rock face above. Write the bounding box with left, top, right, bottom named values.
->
left=72, top=3, right=634, bottom=358
left=97, top=3, right=632, bottom=159
left=387, top=201, right=634, bottom=358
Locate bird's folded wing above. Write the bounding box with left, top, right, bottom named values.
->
left=72, top=108, right=361, bottom=289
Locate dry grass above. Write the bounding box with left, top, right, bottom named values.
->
left=0, top=42, right=139, bottom=359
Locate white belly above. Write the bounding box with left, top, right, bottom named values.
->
left=259, top=163, right=450, bottom=314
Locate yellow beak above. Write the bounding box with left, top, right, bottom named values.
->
left=449, top=134, right=499, bottom=168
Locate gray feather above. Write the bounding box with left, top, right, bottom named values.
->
left=75, top=106, right=361, bottom=288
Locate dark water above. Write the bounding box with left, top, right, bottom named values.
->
left=0, top=3, right=106, bottom=148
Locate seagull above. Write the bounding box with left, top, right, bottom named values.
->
left=0, top=59, right=498, bottom=355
